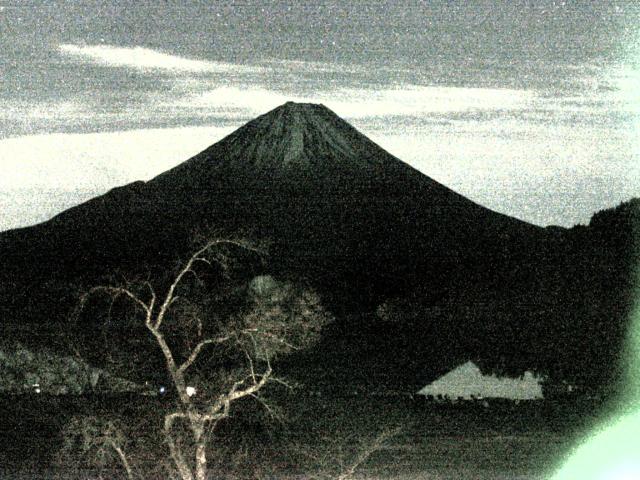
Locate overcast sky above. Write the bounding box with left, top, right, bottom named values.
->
left=1, top=1, right=639, bottom=230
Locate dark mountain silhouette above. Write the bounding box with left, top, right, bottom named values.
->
left=0, top=102, right=637, bottom=392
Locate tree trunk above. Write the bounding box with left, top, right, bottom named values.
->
left=195, top=441, right=208, bottom=480
left=165, top=429, right=194, bottom=480
left=112, top=444, right=135, bottom=480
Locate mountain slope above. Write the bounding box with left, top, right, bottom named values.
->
left=1, top=102, right=633, bottom=391
left=0, top=102, right=544, bottom=300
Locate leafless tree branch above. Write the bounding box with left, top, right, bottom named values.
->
left=155, top=239, right=264, bottom=331
left=67, top=237, right=333, bottom=480
left=177, top=336, right=232, bottom=375
left=335, top=427, right=401, bottom=480
left=83, top=285, right=152, bottom=317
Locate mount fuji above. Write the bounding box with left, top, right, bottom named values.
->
left=0, top=102, right=635, bottom=390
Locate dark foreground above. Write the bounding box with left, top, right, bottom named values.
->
left=0, top=392, right=606, bottom=479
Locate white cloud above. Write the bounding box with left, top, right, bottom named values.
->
left=323, top=85, right=535, bottom=117
left=57, top=44, right=378, bottom=77
left=0, top=188, right=102, bottom=233
left=169, top=86, right=296, bottom=116
left=58, top=44, right=259, bottom=74
left=260, top=58, right=365, bottom=75
left=369, top=118, right=639, bottom=227
left=169, top=84, right=535, bottom=121
left=24, top=100, right=85, bottom=120
left=0, top=125, right=234, bottom=191
left=0, top=100, right=88, bottom=136
left=0, top=125, right=236, bottom=231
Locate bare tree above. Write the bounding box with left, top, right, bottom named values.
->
left=74, top=239, right=333, bottom=480
left=335, top=427, right=400, bottom=480
left=297, top=426, right=402, bottom=480
left=58, top=415, right=137, bottom=480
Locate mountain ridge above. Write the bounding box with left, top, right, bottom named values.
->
left=0, top=102, right=635, bottom=391
left=0, top=102, right=551, bottom=312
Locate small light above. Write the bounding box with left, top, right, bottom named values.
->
left=35, top=388, right=41, bottom=394
left=159, top=386, right=166, bottom=394
left=186, top=386, right=197, bottom=397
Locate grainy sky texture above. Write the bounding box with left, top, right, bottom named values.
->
left=1, top=1, right=639, bottom=230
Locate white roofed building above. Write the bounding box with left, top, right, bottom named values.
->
left=417, top=361, right=544, bottom=401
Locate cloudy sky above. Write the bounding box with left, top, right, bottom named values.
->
left=1, top=1, right=639, bottom=230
